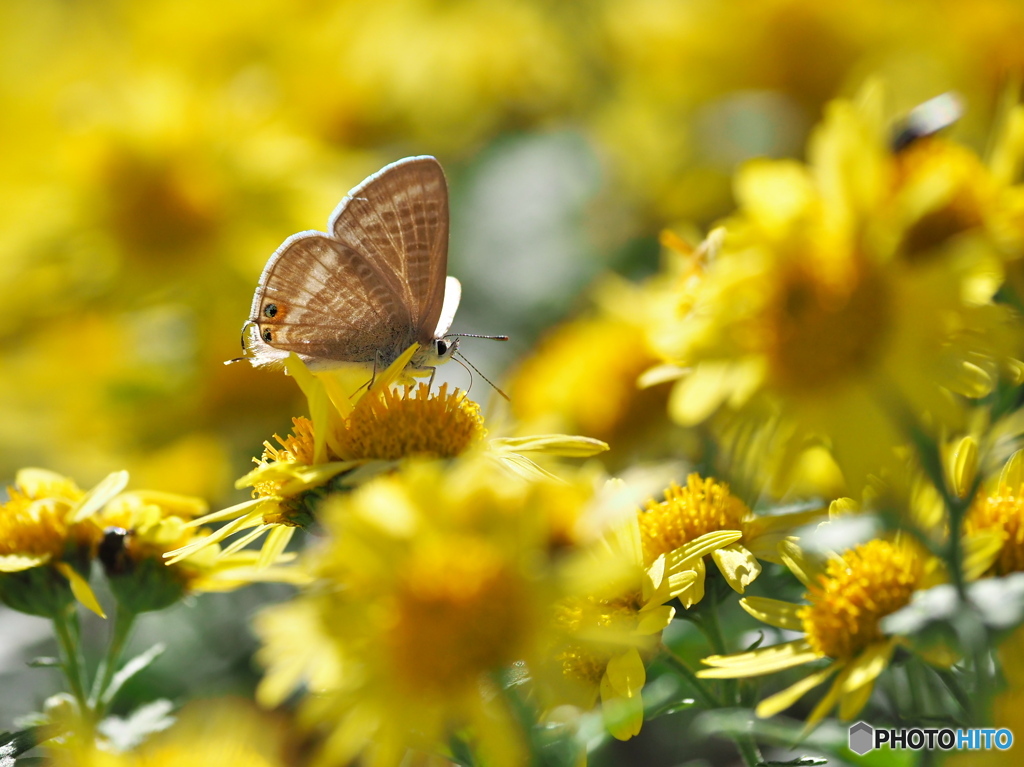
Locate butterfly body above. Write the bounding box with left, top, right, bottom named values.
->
left=245, top=156, right=461, bottom=374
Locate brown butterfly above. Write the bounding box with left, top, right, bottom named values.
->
left=243, top=156, right=464, bottom=375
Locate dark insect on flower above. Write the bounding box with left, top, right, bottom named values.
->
left=891, top=92, right=962, bottom=152
left=98, top=526, right=132, bottom=575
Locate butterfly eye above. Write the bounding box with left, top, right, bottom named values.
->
left=436, top=339, right=449, bottom=356
left=263, top=304, right=278, bottom=318
left=263, top=329, right=273, bottom=342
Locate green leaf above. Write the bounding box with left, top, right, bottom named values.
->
left=100, top=643, right=167, bottom=706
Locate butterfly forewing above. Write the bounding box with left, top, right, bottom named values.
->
left=329, top=156, right=449, bottom=346
left=250, top=234, right=411, bottom=364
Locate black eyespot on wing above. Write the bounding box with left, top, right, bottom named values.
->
left=264, top=304, right=278, bottom=318
left=263, top=329, right=273, bottom=342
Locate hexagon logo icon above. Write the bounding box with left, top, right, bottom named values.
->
left=849, top=721, right=874, bottom=755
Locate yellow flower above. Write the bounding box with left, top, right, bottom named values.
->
left=697, top=536, right=994, bottom=726
left=169, top=346, right=605, bottom=564
left=508, top=314, right=663, bottom=447
left=255, top=458, right=593, bottom=767
left=0, top=469, right=127, bottom=618
left=638, top=473, right=825, bottom=602
left=649, top=87, right=1022, bottom=490
left=965, top=449, right=1024, bottom=577
left=97, top=489, right=305, bottom=613
left=506, top=274, right=683, bottom=470
left=541, top=511, right=741, bottom=741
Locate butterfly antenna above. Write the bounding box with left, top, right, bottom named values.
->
left=455, top=351, right=510, bottom=402
left=447, top=333, right=510, bottom=342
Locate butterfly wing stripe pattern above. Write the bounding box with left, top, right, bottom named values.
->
left=329, top=156, right=449, bottom=346
left=245, top=155, right=454, bottom=371
left=250, top=235, right=410, bottom=363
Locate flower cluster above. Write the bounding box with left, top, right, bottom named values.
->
left=10, top=12, right=1024, bottom=760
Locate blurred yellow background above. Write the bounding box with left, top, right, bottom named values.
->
left=2, top=0, right=1023, bottom=504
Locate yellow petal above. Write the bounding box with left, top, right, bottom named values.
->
left=166, top=511, right=263, bottom=564
left=285, top=354, right=334, bottom=464
left=828, top=497, right=859, bottom=518
left=636, top=604, right=675, bottom=635
left=55, top=563, right=105, bottom=618
left=947, top=436, right=978, bottom=499
left=951, top=361, right=993, bottom=398
left=600, top=668, right=644, bottom=741
left=15, top=468, right=79, bottom=499
left=71, top=470, right=130, bottom=523
left=838, top=682, right=875, bottom=722
left=678, top=557, right=706, bottom=609
left=470, top=697, right=529, bottom=767
left=804, top=664, right=851, bottom=729
left=736, top=159, right=815, bottom=233
left=755, top=664, right=837, bottom=719
left=699, top=639, right=819, bottom=678
left=962, top=530, right=1004, bottom=580
left=842, top=640, right=895, bottom=694
left=186, top=497, right=268, bottom=527
left=258, top=525, right=296, bottom=568
left=645, top=553, right=666, bottom=596
left=745, top=508, right=828, bottom=563
left=638, top=363, right=687, bottom=389
left=667, top=530, right=744, bottom=571
left=0, top=553, right=51, bottom=573
left=488, top=435, right=608, bottom=457
left=778, top=539, right=826, bottom=590
left=668, top=361, right=733, bottom=425
left=999, top=448, right=1024, bottom=490
left=606, top=648, right=646, bottom=698
left=712, top=543, right=761, bottom=593
left=739, top=596, right=803, bottom=631
left=665, top=570, right=698, bottom=600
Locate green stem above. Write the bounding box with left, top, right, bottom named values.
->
left=90, top=608, right=137, bottom=716
left=660, top=648, right=723, bottom=708
left=700, top=588, right=764, bottom=767
left=733, top=733, right=763, bottom=767
left=51, top=608, right=89, bottom=716
left=930, top=666, right=969, bottom=725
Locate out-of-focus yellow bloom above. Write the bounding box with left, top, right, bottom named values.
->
left=49, top=698, right=291, bottom=767
left=507, top=274, right=680, bottom=470
left=649, top=87, right=1022, bottom=490
left=255, top=458, right=594, bottom=767
left=698, top=536, right=997, bottom=727
left=0, top=469, right=127, bottom=618
left=283, top=0, right=583, bottom=151
left=965, top=449, right=1024, bottom=577
left=97, top=489, right=304, bottom=613
left=540, top=511, right=739, bottom=741
left=639, top=473, right=825, bottom=600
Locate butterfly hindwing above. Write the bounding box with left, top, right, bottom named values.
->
left=329, top=156, right=449, bottom=346
left=250, top=233, right=412, bottom=365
